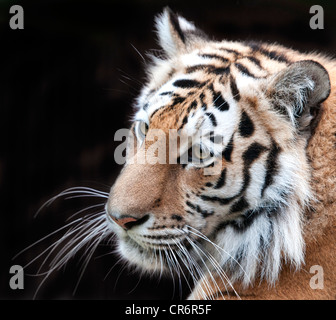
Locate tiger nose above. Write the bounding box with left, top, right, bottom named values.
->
left=109, top=214, right=150, bottom=230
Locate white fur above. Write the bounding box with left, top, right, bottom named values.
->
left=111, top=12, right=314, bottom=298
left=155, top=11, right=196, bottom=57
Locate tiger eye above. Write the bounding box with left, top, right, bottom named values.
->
left=188, top=144, right=211, bottom=163
left=139, top=121, right=149, bottom=137
left=136, top=120, right=149, bottom=141
left=193, top=144, right=211, bottom=160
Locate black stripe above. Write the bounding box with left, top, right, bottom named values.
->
left=246, top=56, right=262, bottom=69
left=203, top=162, right=215, bottom=168
left=143, top=233, right=181, bottom=240
left=185, top=200, right=214, bottom=217
left=230, top=208, right=262, bottom=232
left=239, top=111, right=255, bottom=137
left=160, top=91, right=173, bottom=96
left=208, top=67, right=230, bottom=75
left=186, top=200, right=196, bottom=210
left=171, top=214, right=183, bottom=221
left=168, top=9, right=186, bottom=43
left=235, top=63, right=257, bottom=78
left=261, top=140, right=281, bottom=197
left=199, top=208, right=214, bottom=218
left=179, top=101, right=198, bottom=130
left=173, top=79, right=205, bottom=89
left=230, top=75, right=240, bottom=101
left=150, top=108, right=162, bottom=119
left=214, top=201, right=280, bottom=234
left=259, top=48, right=289, bottom=63
left=218, top=47, right=240, bottom=55
left=231, top=203, right=279, bottom=232
left=246, top=41, right=263, bottom=52
left=180, top=115, right=188, bottom=129
left=201, top=141, right=266, bottom=206
left=186, top=65, right=209, bottom=73
left=199, top=92, right=206, bottom=111
left=209, top=131, right=215, bottom=143
left=240, top=167, right=251, bottom=195
left=186, top=210, right=194, bottom=216
left=187, top=100, right=198, bottom=113
left=242, top=142, right=268, bottom=167
left=200, top=53, right=230, bottom=63
left=225, top=141, right=268, bottom=198
left=230, top=197, right=249, bottom=213
left=212, top=91, right=229, bottom=111
left=246, top=41, right=290, bottom=64
left=200, top=194, right=236, bottom=205
left=222, top=135, right=234, bottom=162
left=186, top=65, right=230, bottom=75
left=214, top=168, right=227, bottom=189
left=205, top=112, right=217, bottom=126
left=214, top=220, right=230, bottom=234
left=200, top=166, right=249, bottom=205
left=172, top=96, right=186, bottom=106
left=201, top=164, right=251, bottom=205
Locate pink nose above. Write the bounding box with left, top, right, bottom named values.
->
left=110, top=215, right=149, bottom=230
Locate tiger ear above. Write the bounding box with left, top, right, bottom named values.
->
left=266, top=60, right=330, bottom=134
left=155, top=7, right=208, bottom=58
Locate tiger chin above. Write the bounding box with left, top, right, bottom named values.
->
left=106, top=8, right=336, bottom=300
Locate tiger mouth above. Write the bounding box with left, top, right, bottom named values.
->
left=122, top=234, right=196, bottom=274
left=128, top=232, right=189, bottom=250
left=123, top=229, right=191, bottom=252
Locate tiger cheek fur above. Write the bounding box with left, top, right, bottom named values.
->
left=106, top=8, right=335, bottom=299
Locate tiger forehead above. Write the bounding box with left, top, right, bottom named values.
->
left=150, top=41, right=272, bottom=88
left=143, top=46, right=269, bottom=117
left=148, top=80, right=231, bottom=130
left=138, top=38, right=290, bottom=132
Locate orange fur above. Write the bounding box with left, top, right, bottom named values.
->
left=190, top=54, right=336, bottom=300
left=108, top=9, right=336, bottom=300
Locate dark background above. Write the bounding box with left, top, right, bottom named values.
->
left=1, top=0, right=335, bottom=300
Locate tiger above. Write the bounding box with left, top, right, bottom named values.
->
left=105, top=7, right=336, bottom=300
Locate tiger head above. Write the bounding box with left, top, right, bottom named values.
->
left=106, top=8, right=330, bottom=294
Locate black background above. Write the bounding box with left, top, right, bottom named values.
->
left=1, top=0, right=335, bottom=300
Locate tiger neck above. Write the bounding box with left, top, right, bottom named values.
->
left=210, top=192, right=305, bottom=286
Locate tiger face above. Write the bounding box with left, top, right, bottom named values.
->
left=106, top=8, right=330, bottom=292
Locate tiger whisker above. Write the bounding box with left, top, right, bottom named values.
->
left=186, top=225, right=251, bottom=285
left=130, top=43, right=146, bottom=63
left=163, top=248, right=176, bottom=298
left=172, top=240, right=197, bottom=295
left=14, top=211, right=103, bottom=269
left=127, top=271, right=143, bottom=295
left=173, top=239, right=210, bottom=300
left=31, top=214, right=109, bottom=299
left=176, top=226, right=244, bottom=299
left=73, top=227, right=108, bottom=295
left=34, top=186, right=108, bottom=218
left=166, top=243, right=183, bottom=299
left=184, top=236, right=224, bottom=300
left=103, top=253, right=124, bottom=281
left=36, top=217, right=103, bottom=274
left=65, top=203, right=105, bottom=222
left=48, top=216, right=107, bottom=271
left=187, top=235, right=240, bottom=300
